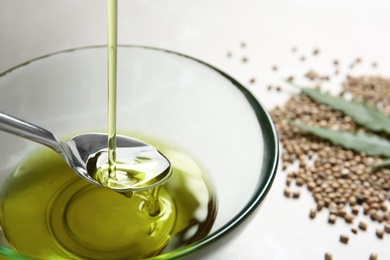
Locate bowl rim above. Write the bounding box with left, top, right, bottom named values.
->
left=0, top=45, right=279, bottom=259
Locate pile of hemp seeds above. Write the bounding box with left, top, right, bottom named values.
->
left=270, top=75, right=390, bottom=233
left=270, top=56, right=390, bottom=260
left=227, top=42, right=390, bottom=260
left=228, top=44, right=390, bottom=260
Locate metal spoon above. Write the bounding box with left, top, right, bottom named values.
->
left=0, top=112, right=172, bottom=192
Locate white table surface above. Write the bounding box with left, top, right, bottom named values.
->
left=1, top=1, right=390, bottom=259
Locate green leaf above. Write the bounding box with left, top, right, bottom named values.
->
left=290, top=121, right=390, bottom=157
left=289, top=83, right=390, bottom=134
left=372, top=159, right=390, bottom=169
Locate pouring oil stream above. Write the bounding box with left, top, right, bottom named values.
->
left=107, top=0, right=117, bottom=177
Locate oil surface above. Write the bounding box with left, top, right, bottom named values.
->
left=0, top=137, right=217, bottom=259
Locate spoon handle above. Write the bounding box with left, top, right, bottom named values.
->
left=0, top=112, right=63, bottom=153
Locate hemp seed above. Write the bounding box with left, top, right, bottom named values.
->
left=292, top=191, right=300, bottom=199
left=375, top=229, right=384, bottom=239
left=369, top=253, right=378, bottom=260
left=292, top=46, right=297, bottom=53
left=358, top=221, right=368, bottom=231
left=324, top=252, right=333, bottom=260
left=309, top=208, right=317, bottom=219
left=284, top=188, right=291, bottom=198
left=339, top=234, right=349, bottom=244
left=328, top=214, right=337, bottom=224
left=384, top=223, right=390, bottom=233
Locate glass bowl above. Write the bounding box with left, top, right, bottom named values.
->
left=0, top=45, right=278, bottom=259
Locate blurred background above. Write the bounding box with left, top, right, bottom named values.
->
left=1, top=0, right=390, bottom=259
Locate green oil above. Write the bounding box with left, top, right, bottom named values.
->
left=0, top=137, right=217, bottom=259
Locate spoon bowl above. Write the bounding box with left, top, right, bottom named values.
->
left=0, top=112, right=172, bottom=192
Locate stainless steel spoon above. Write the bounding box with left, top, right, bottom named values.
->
left=0, top=112, right=172, bottom=192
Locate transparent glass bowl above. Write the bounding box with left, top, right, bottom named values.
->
left=0, top=46, right=278, bottom=259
